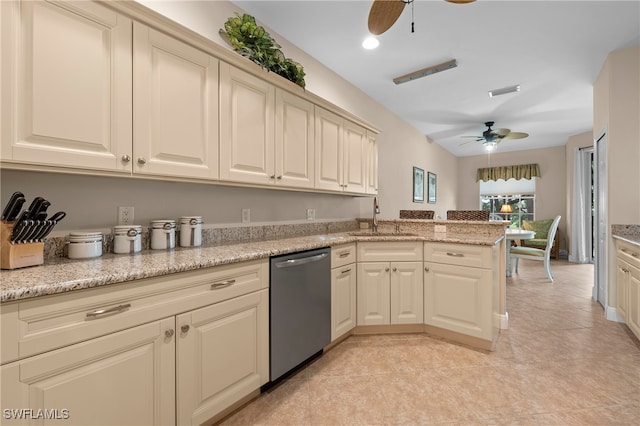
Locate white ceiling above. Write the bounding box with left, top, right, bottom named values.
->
left=233, top=0, right=640, bottom=157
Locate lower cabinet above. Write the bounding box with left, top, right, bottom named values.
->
left=423, top=242, right=499, bottom=345
left=356, top=242, right=424, bottom=326
left=615, top=240, right=640, bottom=340
left=1, top=318, right=176, bottom=425
left=177, top=289, right=268, bottom=426
left=331, top=244, right=357, bottom=341
left=0, top=260, right=269, bottom=426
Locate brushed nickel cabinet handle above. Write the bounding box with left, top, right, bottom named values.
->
left=270, top=175, right=276, bottom=179
left=425, top=267, right=430, bottom=272
left=339, top=252, right=350, bottom=258
left=86, top=303, right=131, bottom=319
left=446, top=252, right=465, bottom=257
left=121, top=154, right=131, bottom=162
left=211, top=279, right=236, bottom=290
left=181, top=325, right=190, bottom=333
left=137, top=157, right=147, bottom=165
left=385, top=267, right=390, bottom=272
left=165, top=329, right=174, bottom=338
left=393, top=267, right=397, bottom=272
left=341, top=268, right=352, bottom=274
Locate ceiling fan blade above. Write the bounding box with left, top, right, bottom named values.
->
left=368, top=0, right=406, bottom=35
left=445, top=0, right=477, bottom=4
left=503, top=132, right=529, bottom=140
left=492, top=128, right=510, bottom=136
left=461, top=135, right=482, bottom=138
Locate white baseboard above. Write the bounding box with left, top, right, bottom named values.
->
left=495, top=312, right=509, bottom=330
left=605, top=306, right=625, bottom=323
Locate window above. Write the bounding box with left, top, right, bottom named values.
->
left=480, top=194, right=535, bottom=227
left=479, top=178, right=536, bottom=227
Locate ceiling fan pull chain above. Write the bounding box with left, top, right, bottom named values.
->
left=411, top=0, right=415, bottom=33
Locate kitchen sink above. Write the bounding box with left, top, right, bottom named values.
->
left=348, top=232, right=418, bottom=237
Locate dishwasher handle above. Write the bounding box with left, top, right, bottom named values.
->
left=274, top=252, right=328, bottom=268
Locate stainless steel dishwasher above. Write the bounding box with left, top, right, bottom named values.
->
left=269, top=247, right=331, bottom=383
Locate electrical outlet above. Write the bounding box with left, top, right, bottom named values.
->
left=306, top=208, right=315, bottom=220
left=118, top=206, right=134, bottom=225
left=242, top=208, right=250, bottom=223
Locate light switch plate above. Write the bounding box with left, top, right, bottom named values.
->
left=242, top=208, right=250, bottom=223
left=306, top=208, right=315, bottom=220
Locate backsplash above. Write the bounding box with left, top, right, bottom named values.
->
left=42, top=219, right=360, bottom=259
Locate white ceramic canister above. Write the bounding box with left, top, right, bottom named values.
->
left=67, top=232, right=103, bottom=259
left=179, top=216, right=203, bottom=247
left=113, top=225, right=142, bottom=254
left=150, top=220, right=176, bottom=250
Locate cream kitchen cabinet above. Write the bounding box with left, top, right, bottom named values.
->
left=219, top=63, right=315, bottom=189
left=133, top=22, right=219, bottom=180
left=331, top=244, right=357, bottom=341
left=423, top=242, right=499, bottom=346
left=315, top=107, right=367, bottom=193
left=356, top=242, right=424, bottom=325
left=1, top=0, right=132, bottom=172
left=366, top=131, right=379, bottom=194
left=1, top=318, right=176, bottom=426
left=0, top=259, right=269, bottom=426
left=615, top=240, right=640, bottom=339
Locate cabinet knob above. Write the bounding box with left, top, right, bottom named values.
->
left=270, top=175, right=276, bottom=179
left=277, top=175, right=282, bottom=180
left=392, top=267, right=397, bottom=272
left=385, top=267, right=390, bottom=272
left=181, top=324, right=190, bottom=333
left=425, top=267, right=430, bottom=272
left=137, top=157, right=147, bottom=165
left=121, top=154, right=131, bottom=162
left=165, top=329, right=174, bottom=338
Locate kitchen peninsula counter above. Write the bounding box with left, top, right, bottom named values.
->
left=1, top=230, right=503, bottom=303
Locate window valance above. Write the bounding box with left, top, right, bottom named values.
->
left=476, top=163, right=541, bottom=182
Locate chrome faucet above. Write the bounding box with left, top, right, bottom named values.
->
left=372, top=197, right=380, bottom=233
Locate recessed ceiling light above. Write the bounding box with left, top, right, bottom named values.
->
left=488, top=84, right=520, bottom=98
left=362, top=37, right=379, bottom=50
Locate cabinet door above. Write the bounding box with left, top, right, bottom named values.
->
left=342, top=120, right=367, bottom=193
left=1, top=0, right=132, bottom=172
left=220, top=63, right=275, bottom=185
left=275, top=89, right=315, bottom=188
left=366, top=131, right=379, bottom=194
left=616, top=257, right=630, bottom=321
left=424, top=262, right=493, bottom=340
left=331, top=263, right=357, bottom=341
left=628, top=265, right=640, bottom=338
left=314, top=107, right=343, bottom=191
left=390, top=261, right=423, bottom=324
left=0, top=318, right=175, bottom=426
left=133, top=22, right=218, bottom=179
left=357, top=262, right=390, bottom=325
left=176, top=289, right=268, bottom=426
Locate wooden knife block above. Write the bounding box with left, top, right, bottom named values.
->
left=1, top=221, right=44, bottom=269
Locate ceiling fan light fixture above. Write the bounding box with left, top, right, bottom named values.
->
left=488, top=84, right=521, bottom=98
left=484, top=141, right=498, bottom=152
left=362, top=37, right=380, bottom=50
left=393, top=59, right=457, bottom=85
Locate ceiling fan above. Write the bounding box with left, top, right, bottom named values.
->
left=368, top=0, right=476, bottom=35
left=462, top=121, right=529, bottom=151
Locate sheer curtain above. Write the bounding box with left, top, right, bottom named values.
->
left=569, top=148, right=592, bottom=263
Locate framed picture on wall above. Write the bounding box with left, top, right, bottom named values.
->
left=413, top=167, right=424, bottom=203
left=427, top=172, right=437, bottom=204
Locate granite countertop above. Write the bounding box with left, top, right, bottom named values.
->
left=0, top=231, right=503, bottom=303
left=612, top=224, right=640, bottom=248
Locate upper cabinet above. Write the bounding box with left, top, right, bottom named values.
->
left=315, top=107, right=368, bottom=193
left=1, top=0, right=132, bottom=172
left=219, top=63, right=315, bottom=190
left=1, top=0, right=378, bottom=195
left=133, top=22, right=219, bottom=180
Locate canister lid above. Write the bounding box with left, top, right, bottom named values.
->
left=68, top=232, right=103, bottom=243
left=113, top=225, right=142, bottom=236
left=179, top=216, right=203, bottom=225
left=150, top=220, right=176, bottom=229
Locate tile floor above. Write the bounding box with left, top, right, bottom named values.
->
left=221, top=259, right=640, bottom=425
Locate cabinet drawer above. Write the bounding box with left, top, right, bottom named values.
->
left=1, top=259, right=268, bottom=363
left=332, top=243, right=356, bottom=268
left=617, top=241, right=640, bottom=270
left=357, top=242, right=423, bottom=262
left=424, top=243, right=493, bottom=269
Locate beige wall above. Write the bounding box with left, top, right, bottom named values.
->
left=565, top=131, right=594, bottom=258
left=456, top=146, right=567, bottom=250
left=594, top=45, right=640, bottom=310
left=0, top=0, right=458, bottom=231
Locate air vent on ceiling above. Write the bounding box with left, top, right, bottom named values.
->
left=488, top=84, right=520, bottom=97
